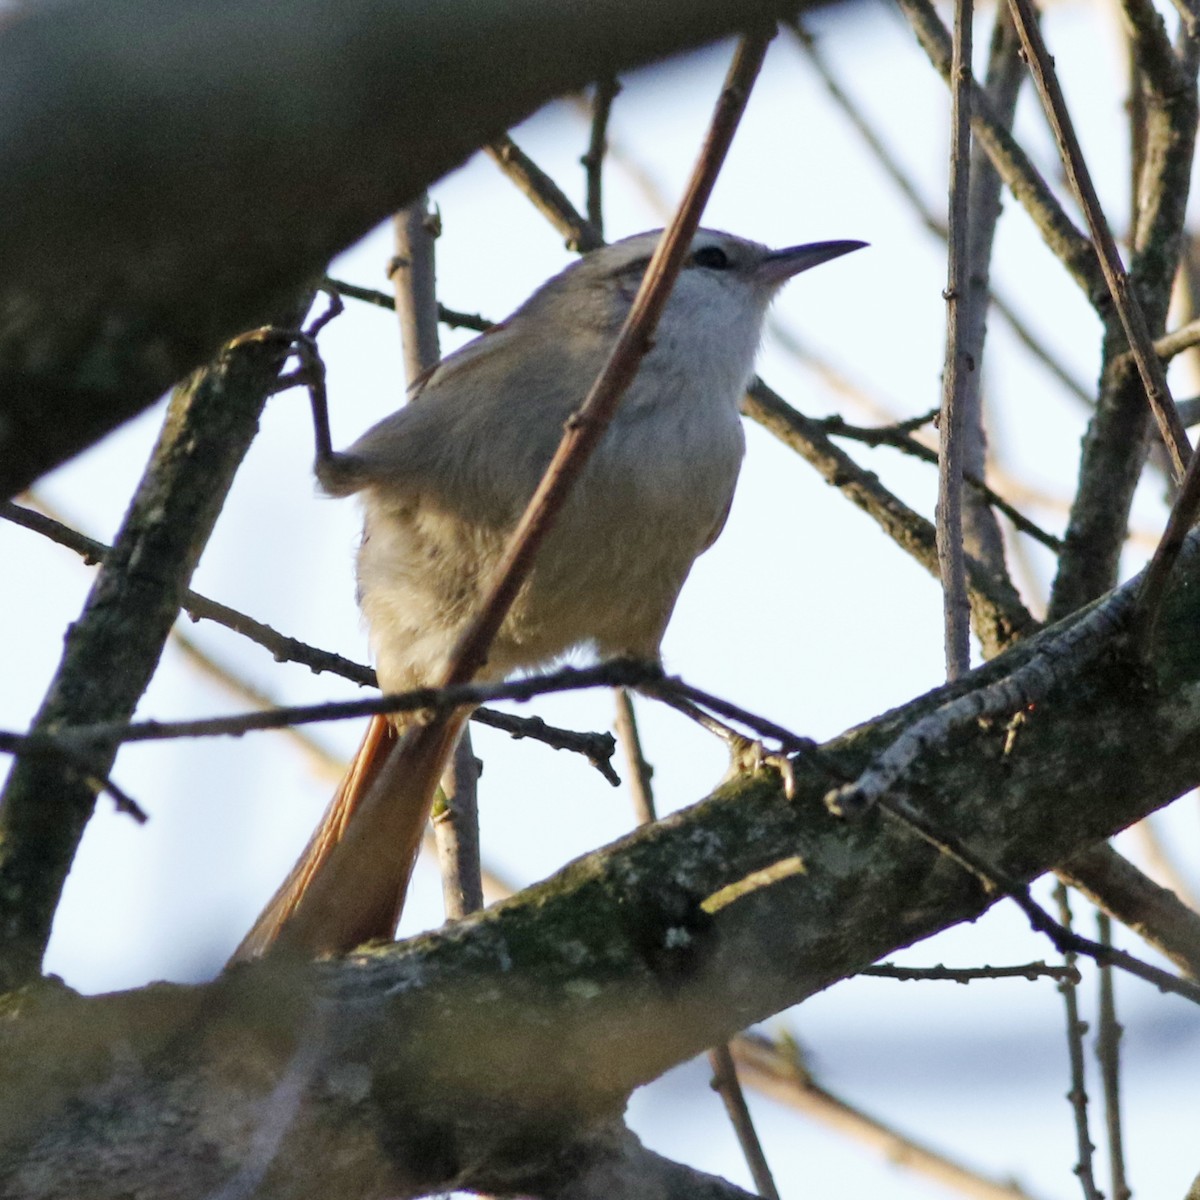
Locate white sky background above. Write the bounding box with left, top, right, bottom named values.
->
left=2, top=1, right=1200, bottom=1197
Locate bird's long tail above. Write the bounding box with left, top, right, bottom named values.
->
left=229, top=709, right=469, bottom=963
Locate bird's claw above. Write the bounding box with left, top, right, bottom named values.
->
left=726, top=736, right=797, bottom=799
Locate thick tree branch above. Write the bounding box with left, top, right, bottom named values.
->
left=0, top=0, right=816, bottom=496
left=7, top=532, right=1200, bottom=1196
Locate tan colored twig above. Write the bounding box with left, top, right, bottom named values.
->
left=486, top=134, right=604, bottom=252
left=730, top=1034, right=1049, bottom=1200
left=390, top=194, right=484, bottom=921
left=443, top=31, right=774, bottom=694
left=1005, top=0, right=1191, bottom=481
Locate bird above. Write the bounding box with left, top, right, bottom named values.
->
left=230, top=228, right=864, bottom=963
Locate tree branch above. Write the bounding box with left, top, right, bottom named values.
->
left=0, top=0, right=812, bottom=496
left=8, top=529, right=1200, bottom=1195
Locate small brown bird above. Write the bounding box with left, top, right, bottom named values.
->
left=231, top=229, right=863, bottom=963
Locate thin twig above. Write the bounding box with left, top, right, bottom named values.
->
left=824, top=577, right=1136, bottom=818
left=743, top=379, right=1037, bottom=657
left=0, top=732, right=147, bottom=823
left=390, top=193, right=484, bottom=922
left=51, top=660, right=663, bottom=747
left=818, top=415, right=1062, bottom=551
left=485, top=134, right=604, bottom=252
left=644, top=676, right=812, bottom=753
left=389, top=195, right=442, bottom=385
left=897, top=0, right=1105, bottom=301
left=614, top=688, right=656, bottom=826
left=3, top=499, right=619, bottom=777
left=789, top=17, right=1093, bottom=406
left=1055, top=884, right=1104, bottom=1200
left=1006, top=0, right=1191, bottom=480
left=1095, top=912, right=1131, bottom=1200
left=862, top=961, right=1080, bottom=984
left=872, top=788, right=1200, bottom=1004
left=937, top=0, right=975, bottom=680
left=731, top=1033, right=1049, bottom=1200
left=708, top=1045, right=781, bottom=1200
left=957, top=4, right=1024, bottom=580
left=442, top=32, right=774, bottom=694
left=1058, top=841, right=1200, bottom=980
left=582, top=77, right=620, bottom=236
left=324, top=276, right=491, bottom=333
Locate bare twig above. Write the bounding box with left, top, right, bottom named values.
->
left=644, top=675, right=811, bottom=753
left=444, top=32, right=773, bottom=693
left=0, top=297, right=310, bottom=989
left=817, top=415, right=1062, bottom=551
left=937, top=0, right=975, bottom=680
left=1130, top=816, right=1200, bottom=912
left=0, top=732, right=147, bottom=824
left=1055, top=884, right=1104, bottom=1200
left=582, top=77, right=621, bottom=236
left=862, top=960, right=1080, bottom=984
left=1095, top=912, right=1131, bottom=1200
left=1006, top=0, right=1191, bottom=480
left=1058, top=841, right=1200, bottom=980
left=53, top=660, right=663, bottom=748
left=389, top=195, right=442, bottom=385
left=324, top=276, right=491, bottom=333
left=897, top=0, right=1105, bottom=300
left=744, top=379, right=1037, bottom=657
left=789, top=17, right=1092, bottom=405
left=958, top=5, right=1023, bottom=580
left=3, top=499, right=619, bottom=778
left=486, top=134, right=604, bottom=252
left=731, top=1033, right=1049, bottom=1200
left=869, top=790, right=1200, bottom=1004
left=390, top=193, right=484, bottom=921
left=708, top=1045, right=781, bottom=1200
left=614, top=688, right=657, bottom=826
left=824, top=578, right=1135, bottom=818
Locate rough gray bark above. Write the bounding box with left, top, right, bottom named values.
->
left=3, top=534, right=1200, bottom=1198
left=0, top=0, right=821, bottom=498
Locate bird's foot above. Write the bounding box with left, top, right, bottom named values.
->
left=724, top=735, right=798, bottom=799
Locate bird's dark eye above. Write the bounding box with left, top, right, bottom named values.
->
left=693, top=246, right=730, bottom=270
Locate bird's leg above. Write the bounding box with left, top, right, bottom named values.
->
left=645, top=689, right=799, bottom=799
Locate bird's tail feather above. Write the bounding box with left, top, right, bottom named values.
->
left=228, top=709, right=467, bottom=964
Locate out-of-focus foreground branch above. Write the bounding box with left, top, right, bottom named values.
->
left=0, top=0, right=824, bottom=498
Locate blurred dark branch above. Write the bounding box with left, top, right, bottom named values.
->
left=0, top=0, right=809, bottom=496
